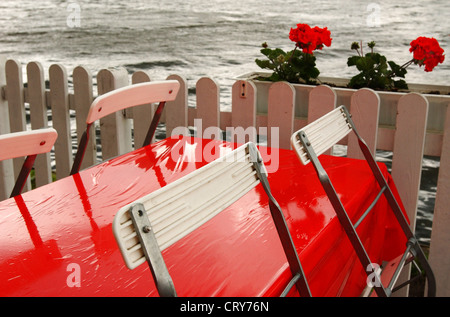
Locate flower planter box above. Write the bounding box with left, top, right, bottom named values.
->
left=236, top=72, right=450, bottom=151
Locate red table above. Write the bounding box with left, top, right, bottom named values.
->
left=0, top=137, right=407, bottom=297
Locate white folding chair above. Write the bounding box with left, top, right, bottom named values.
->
left=113, top=142, right=311, bottom=297
left=0, top=128, right=58, bottom=198
left=70, top=80, right=180, bottom=175
left=290, top=105, right=435, bottom=297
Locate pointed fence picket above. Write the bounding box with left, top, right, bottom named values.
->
left=0, top=58, right=449, bottom=296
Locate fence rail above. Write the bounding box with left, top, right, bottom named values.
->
left=0, top=58, right=449, bottom=296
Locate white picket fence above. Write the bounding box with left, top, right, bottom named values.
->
left=0, top=58, right=449, bottom=296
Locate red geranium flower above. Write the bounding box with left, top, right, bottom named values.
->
left=409, top=36, right=445, bottom=72
left=312, top=26, right=332, bottom=49
left=289, top=23, right=332, bottom=54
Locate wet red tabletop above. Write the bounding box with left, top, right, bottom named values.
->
left=0, top=137, right=407, bottom=296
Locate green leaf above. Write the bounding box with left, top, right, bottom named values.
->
left=356, top=56, right=375, bottom=72
left=268, top=73, right=281, bottom=82
left=260, top=48, right=273, bottom=57
left=347, top=56, right=362, bottom=67
left=388, top=61, right=407, bottom=78
left=366, top=52, right=383, bottom=64
left=267, top=48, right=286, bottom=60
left=393, top=79, right=408, bottom=90
left=255, top=59, right=274, bottom=70
left=348, top=73, right=367, bottom=89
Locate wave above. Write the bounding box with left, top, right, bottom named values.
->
left=6, top=31, right=49, bottom=37
left=123, top=60, right=188, bottom=69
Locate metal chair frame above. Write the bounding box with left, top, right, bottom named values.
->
left=291, top=105, right=436, bottom=297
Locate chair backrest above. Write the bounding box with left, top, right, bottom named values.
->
left=0, top=128, right=58, bottom=161
left=113, top=142, right=311, bottom=297
left=289, top=105, right=436, bottom=297
left=70, top=80, right=180, bottom=175
left=86, top=80, right=180, bottom=125
left=291, top=105, right=352, bottom=165
left=0, top=128, right=58, bottom=197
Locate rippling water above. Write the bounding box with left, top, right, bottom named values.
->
left=1, top=0, right=448, bottom=244
left=1, top=0, right=448, bottom=90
